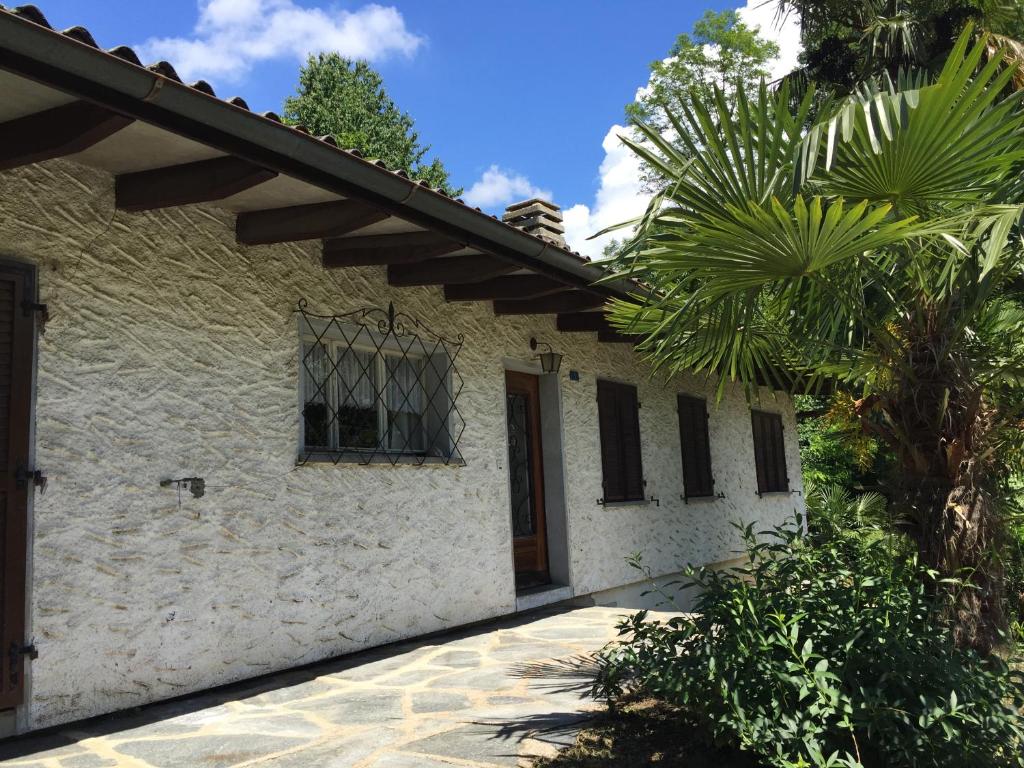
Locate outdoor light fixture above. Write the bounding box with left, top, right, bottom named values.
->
left=530, top=337, right=563, bottom=374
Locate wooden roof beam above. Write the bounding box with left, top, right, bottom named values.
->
left=323, top=231, right=462, bottom=268
left=237, top=199, right=389, bottom=245
left=443, top=275, right=569, bottom=302
left=494, top=292, right=605, bottom=316
left=556, top=311, right=611, bottom=332
left=116, top=156, right=277, bottom=212
left=388, top=255, right=517, bottom=287
left=0, top=101, right=134, bottom=171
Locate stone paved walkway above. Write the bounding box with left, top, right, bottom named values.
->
left=0, top=606, right=643, bottom=768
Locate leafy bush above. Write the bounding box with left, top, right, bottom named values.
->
left=796, top=395, right=888, bottom=492
left=804, top=483, right=888, bottom=545
left=595, top=500, right=1024, bottom=767
left=1005, top=518, right=1024, bottom=643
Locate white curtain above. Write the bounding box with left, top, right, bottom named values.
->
left=337, top=348, right=376, bottom=408
left=386, top=355, right=424, bottom=451
left=302, top=342, right=330, bottom=403
left=301, top=342, right=331, bottom=449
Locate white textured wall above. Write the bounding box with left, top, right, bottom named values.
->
left=0, top=159, right=804, bottom=730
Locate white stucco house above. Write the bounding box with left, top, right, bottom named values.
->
left=0, top=5, right=804, bottom=736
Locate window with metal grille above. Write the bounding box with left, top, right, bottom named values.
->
left=597, top=379, right=644, bottom=503
left=678, top=394, right=714, bottom=500
left=297, top=301, right=464, bottom=465
left=751, top=410, right=789, bottom=494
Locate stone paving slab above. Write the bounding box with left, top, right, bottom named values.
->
left=0, top=606, right=666, bottom=768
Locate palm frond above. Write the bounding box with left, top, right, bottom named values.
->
left=604, top=26, right=1024, bottom=401
left=800, top=28, right=1024, bottom=214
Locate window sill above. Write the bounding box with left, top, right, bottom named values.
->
left=756, top=490, right=792, bottom=498
left=298, top=452, right=465, bottom=467
left=683, top=494, right=718, bottom=504
left=598, top=498, right=652, bottom=507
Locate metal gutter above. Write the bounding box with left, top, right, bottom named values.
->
left=0, top=10, right=636, bottom=300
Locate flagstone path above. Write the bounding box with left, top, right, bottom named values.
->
left=0, top=605, right=652, bottom=768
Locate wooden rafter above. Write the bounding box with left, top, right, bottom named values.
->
left=237, top=198, right=390, bottom=245
left=0, top=101, right=134, bottom=171
left=323, top=231, right=461, bottom=268
left=116, top=156, right=277, bottom=212
left=388, top=255, right=517, bottom=287
left=444, top=275, right=569, bottom=302
left=494, top=292, right=605, bottom=316
left=556, top=311, right=611, bottom=332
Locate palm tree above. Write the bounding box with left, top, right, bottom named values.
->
left=774, top=0, right=1024, bottom=92
left=606, top=29, right=1024, bottom=651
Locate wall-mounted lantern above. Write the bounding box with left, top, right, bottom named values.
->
left=530, top=337, right=563, bottom=374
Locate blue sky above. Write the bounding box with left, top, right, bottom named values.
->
left=29, top=0, right=798, bottom=255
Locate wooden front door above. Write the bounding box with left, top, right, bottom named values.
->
left=505, top=371, right=549, bottom=590
left=0, top=263, right=34, bottom=709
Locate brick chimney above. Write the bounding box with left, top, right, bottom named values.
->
left=502, top=199, right=565, bottom=247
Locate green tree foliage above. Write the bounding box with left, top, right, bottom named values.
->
left=627, top=10, right=778, bottom=190
left=596, top=506, right=1024, bottom=768
left=283, top=53, right=461, bottom=196
left=600, top=238, right=625, bottom=260
left=776, top=0, right=1024, bottom=93
left=796, top=395, right=891, bottom=491
left=606, top=30, right=1024, bottom=650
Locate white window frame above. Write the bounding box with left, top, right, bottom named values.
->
left=298, top=317, right=451, bottom=459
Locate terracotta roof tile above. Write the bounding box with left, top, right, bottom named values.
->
left=147, top=61, right=181, bottom=82
left=60, top=25, right=96, bottom=47
left=189, top=80, right=216, bottom=97
left=107, top=45, right=142, bottom=66
left=10, top=4, right=49, bottom=27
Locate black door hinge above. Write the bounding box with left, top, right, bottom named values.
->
left=15, top=466, right=47, bottom=494
left=9, top=642, right=37, bottom=685
left=22, top=301, right=49, bottom=331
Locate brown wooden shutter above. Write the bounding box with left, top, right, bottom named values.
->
left=597, top=380, right=644, bottom=502
left=0, top=263, right=34, bottom=708
left=619, top=384, right=644, bottom=501
left=751, top=410, right=768, bottom=493
left=751, top=410, right=788, bottom=494
left=678, top=395, right=713, bottom=499
left=597, top=380, right=623, bottom=501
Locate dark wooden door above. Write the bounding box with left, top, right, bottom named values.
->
left=505, top=371, right=548, bottom=589
left=0, top=264, right=34, bottom=709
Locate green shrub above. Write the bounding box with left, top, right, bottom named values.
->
left=595, top=508, right=1024, bottom=767
left=1006, top=519, right=1024, bottom=643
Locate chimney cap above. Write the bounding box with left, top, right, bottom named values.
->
left=502, top=200, right=563, bottom=224
left=505, top=197, right=562, bottom=213
left=503, top=198, right=565, bottom=246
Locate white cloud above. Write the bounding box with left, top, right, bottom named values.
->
left=562, top=3, right=802, bottom=259
left=135, top=0, right=423, bottom=84
left=462, top=165, right=552, bottom=209
left=562, top=125, right=649, bottom=260
left=737, top=0, right=802, bottom=81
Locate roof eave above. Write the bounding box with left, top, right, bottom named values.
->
left=0, top=9, right=636, bottom=300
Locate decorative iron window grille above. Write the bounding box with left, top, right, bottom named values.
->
left=296, top=299, right=465, bottom=466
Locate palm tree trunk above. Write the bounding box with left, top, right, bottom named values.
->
left=876, top=334, right=1007, bottom=653
left=898, top=464, right=1005, bottom=653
